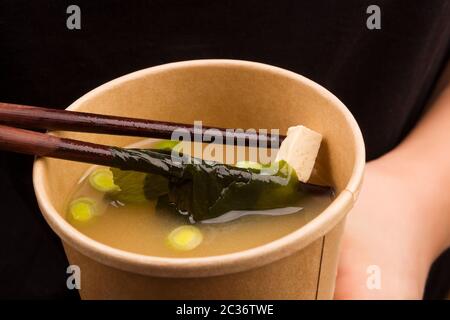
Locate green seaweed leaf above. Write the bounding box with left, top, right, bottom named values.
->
left=109, top=168, right=169, bottom=203
left=108, top=148, right=332, bottom=221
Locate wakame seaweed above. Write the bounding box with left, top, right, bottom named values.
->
left=108, top=148, right=333, bottom=222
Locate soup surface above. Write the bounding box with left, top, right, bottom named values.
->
left=65, top=139, right=333, bottom=257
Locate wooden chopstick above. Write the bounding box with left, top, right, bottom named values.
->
left=0, top=102, right=285, bottom=148
left=0, top=124, right=120, bottom=168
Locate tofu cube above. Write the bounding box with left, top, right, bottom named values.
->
left=275, top=125, right=322, bottom=182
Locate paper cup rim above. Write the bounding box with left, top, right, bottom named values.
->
left=33, top=59, right=365, bottom=278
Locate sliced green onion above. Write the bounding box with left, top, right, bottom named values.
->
left=89, top=168, right=121, bottom=193
left=235, top=160, right=263, bottom=170
left=167, top=225, right=203, bottom=251
left=153, top=140, right=181, bottom=151
left=259, top=161, right=281, bottom=175
left=68, top=197, right=96, bottom=222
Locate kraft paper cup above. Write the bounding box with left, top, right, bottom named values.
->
left=33, top=60, right=365, bottom=299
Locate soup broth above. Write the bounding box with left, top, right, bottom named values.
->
left=65, top=139, right=333, bottom=257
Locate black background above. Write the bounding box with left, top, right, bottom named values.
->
left=0, top=0, right=449, bottom=299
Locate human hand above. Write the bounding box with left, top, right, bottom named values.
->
left=335, top=60, right=450, bottom=299
left=334, top=159, right=443, bottom=299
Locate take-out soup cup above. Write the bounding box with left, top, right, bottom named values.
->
left=33, top=60, right=365, bottom=299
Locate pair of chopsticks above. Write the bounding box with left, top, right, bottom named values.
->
left=0, top=102, right=285, bottom=168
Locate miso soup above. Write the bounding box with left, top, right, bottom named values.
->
left=65, top=139, right=333, bottom=258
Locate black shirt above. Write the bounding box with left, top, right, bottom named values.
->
left=0, top=0, right=449, bottom=299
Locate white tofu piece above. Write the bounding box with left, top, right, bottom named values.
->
left=275, top=125, right=322, bottom=182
